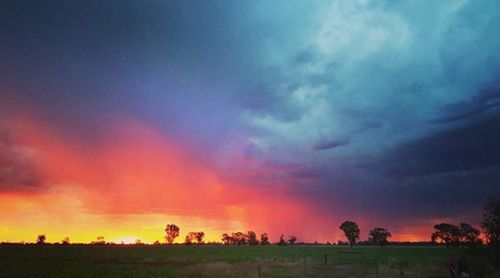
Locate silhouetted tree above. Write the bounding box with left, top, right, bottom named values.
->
left=135, top=239, right=142, bottom=245
left=36, top=234, right=46, bottom=245
left=459, top=223, right=480, bottom=245
left=482, top=198, right=500, bottom=246
left=184, top=234, right=193, bottom=244
left=260, top=233, right=270, bottom=245
left=339, top=221, right=360, bottom=247
left=222, top=233, right=232, bottom=245
left=288, top=235, right=297, bottom=245
left=247, top=231, right=259, bottom=245
left=61, top=237, right=70, bottom=245
left=185, top=232, right=205, bottom=244
left=277, top=234, right=287, bottom=246
left=165, top=224, right=180, bottom=244
left=232, top=232, right=247, bottom=245
left=368, top=227, right=391, bottom=247
left=195, top=231, right=205, bottom=244
left=93, top=236, right=105, bottom=245
left=337, top=240, right=348, bottom=246
left=153, top=240, right=161, bottom=245
left=431, top=223, right=461, bottom=247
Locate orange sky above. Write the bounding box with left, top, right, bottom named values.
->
left=0, top=115, right=433, bottom=244
left=2, top=0, right=499, bottom=247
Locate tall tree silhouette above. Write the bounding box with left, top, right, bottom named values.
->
left=247, top=231, right=259, bottom=245
left=195, top=231, right=204, bottom=244
left=459, top=223, right=480, bottom=245
left=232, top=232, right=247, bottom=245
left=482, top=198, right=500, bottom=246
left=368, top=227, right=391, bottom=247
left=339, top=221, right=360, bottom=247
left=222, top=233, right=232, bottom=245
left=165, top=224, right=180, bottom=244
left=431, top=223, right=460, bottom=247
left=277, top=234, right=287, bottom=246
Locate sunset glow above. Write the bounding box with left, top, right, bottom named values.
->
left=0, top=115, right=345, bottom=243
left=1, top=0, right=499, bottom=246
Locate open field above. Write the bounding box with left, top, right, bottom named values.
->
left=0, top=244, right=490, bottom=277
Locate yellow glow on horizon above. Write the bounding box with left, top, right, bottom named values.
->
left=0, top=117, right=436, bottom=245
left=0, top=192, right=239, bottom=244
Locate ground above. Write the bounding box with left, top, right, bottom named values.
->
left=0, top=244, right=496, bottom=277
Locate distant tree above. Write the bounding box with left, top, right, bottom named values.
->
left=368, top=227, right=392, bottom=247
left=277, top=234, right=287, bottom=246
left=185, top=232, right=205, bottom=244
left=36, top=234, right=46, bottom=245
left=184, top=234, right=193, bottom=244
left=93, top=236, right=106, bottom=245
left=337, top=240, right=348, bottom=246
left=482, top=198, right=500, bottom=246
left=232, top=232, right=247, bottom=245
left=260, top=233, right=270, bottom=245
left=165, top=224, right=180, bottom=244
left=195, top=232, right=205, bottom=244
left=247, top=231, right=259, bottom=245
left=153, top=240, right=161, bottom=245
left=222, top=233, right=232, bottom=245
left=431, top=223, right=461, bottom=247
left=459, top=223, right=480, bottom=245
left=61, top=237, right=70, bottom=245
left=135, top=239, right=142, bottom=245
left=220, top=232, right=249, bottom=245
left=339, top=221, right=360, bottom=247
left=221, top=233, right=233, bottom=244
left=288, top=235, right=297, bottom=245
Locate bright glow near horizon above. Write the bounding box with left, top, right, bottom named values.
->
left=1, top=0, right=499, bottom=244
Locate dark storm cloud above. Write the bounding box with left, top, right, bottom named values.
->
left=294, top=110, right=500, bottom=224
left=352, top=164, right=500, bottom=223
left=431, top=84, right=500, bottom=124
left=0, top=0, right=265, bottom=150
left=2, top=0, right=500, bottom=231
left=376, top=113, right=500, bottom=179
left=292, top=161, right=500, bottom=229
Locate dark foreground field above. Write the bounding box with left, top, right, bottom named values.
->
left=0, top=244, right=495, bottom=277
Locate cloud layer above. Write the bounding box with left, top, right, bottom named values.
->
left=1, top=0, right=500, bottom=242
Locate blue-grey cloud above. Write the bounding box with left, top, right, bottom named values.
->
left=313, top=139, right=349, bottom=151
left=431, top=83, right=500, bottom=123
left=375, top=113, right=500, bottom=179
left=2, top=0, right=500, bottom=226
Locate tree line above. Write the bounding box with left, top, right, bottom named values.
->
left=338, top=198, right=500, bottom=248
left=23, top=198, right=500, bottom=247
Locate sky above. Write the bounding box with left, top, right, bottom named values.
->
left=1, top=0, right=500, bottom=244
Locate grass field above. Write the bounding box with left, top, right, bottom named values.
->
left=0, top=244, right=494, bottom=277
